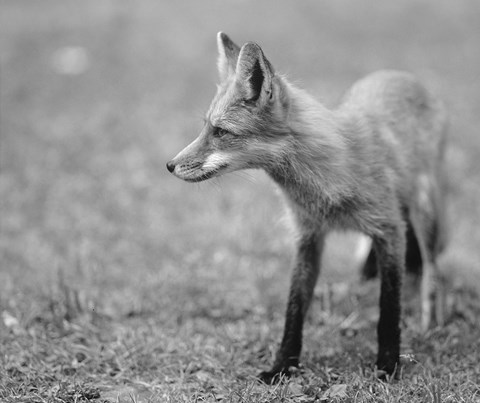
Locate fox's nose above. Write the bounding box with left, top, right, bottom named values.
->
left=166, top=160, right=175, bottom=173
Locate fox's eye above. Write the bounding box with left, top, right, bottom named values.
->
left=214, top=127, right=230, bottom=138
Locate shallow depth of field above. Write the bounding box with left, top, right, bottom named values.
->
left=1, top=1, right=480, bottom=402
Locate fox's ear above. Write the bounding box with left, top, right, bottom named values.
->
left=235, top=42, right=274, bottom=103
left=217, top=32, right=240, bottom=81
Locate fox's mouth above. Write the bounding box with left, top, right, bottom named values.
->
left=176, top=163, right=229, bottom=183
left=183, top=169, right=219, bottom=182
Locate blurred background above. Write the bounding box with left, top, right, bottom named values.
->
left=1, top=0, right=479, bottom=397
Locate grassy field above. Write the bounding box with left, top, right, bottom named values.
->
left=1, top=1, right=480, bottom=402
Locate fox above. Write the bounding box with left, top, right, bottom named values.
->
left=167, top=32, right=448, bottom=382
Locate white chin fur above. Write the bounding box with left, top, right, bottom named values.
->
left=202, top=152, right=231, bottom=171
left=174, top=166, right=221, bottom=183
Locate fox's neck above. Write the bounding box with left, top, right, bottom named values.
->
left=266, top=81, right=357, bottom=218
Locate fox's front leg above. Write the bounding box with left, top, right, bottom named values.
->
left=259, top=231, right=325, bottom=384
left=373, top=222, right=405, bottom=377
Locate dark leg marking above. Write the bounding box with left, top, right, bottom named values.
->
left=373, top=224, right=405, bottom=376
left=259, top=232, right=324, bottom=384
left=361, top=218, right=422, bottom=281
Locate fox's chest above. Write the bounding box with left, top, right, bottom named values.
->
left=268, top=160, right=388, bottom=236
left=280, top=184, right=347, bottom=226
left=280, top=183, right=383, bottom=236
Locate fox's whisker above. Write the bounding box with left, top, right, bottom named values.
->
left=231, top=171, right=257, bottom=184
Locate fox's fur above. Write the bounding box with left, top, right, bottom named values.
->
left=167, top=33, right=448, bottom=382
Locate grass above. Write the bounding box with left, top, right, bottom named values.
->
left=1, top=1, right=480, bottom=402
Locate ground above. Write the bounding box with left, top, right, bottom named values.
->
left=1, top=1, right=480, bottom=402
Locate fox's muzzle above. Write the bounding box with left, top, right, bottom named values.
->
left=167, top=134, right=232, bottom=182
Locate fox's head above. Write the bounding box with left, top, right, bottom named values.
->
left=167, top=32, right=290, bottom=182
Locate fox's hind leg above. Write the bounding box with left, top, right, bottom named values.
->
left=409, top=214, right=436, bottom=331
left=361, top=219, right=422, bottom=281
left=410, top=175, right=447, bottom=331
left=259, top=231, right=325, bottom=384
left=360, top=244, right=378, bottom=280
left=405, top=220, right=423, bottom=276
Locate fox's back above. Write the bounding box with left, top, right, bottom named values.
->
left=340, top=70, right=447, bottom=179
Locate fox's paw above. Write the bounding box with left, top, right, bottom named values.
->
left=376, top=356, right=400, bottom=380
left=258, top=367, right=292, bottom=384
left=258, top=362, right=301, bottom=384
